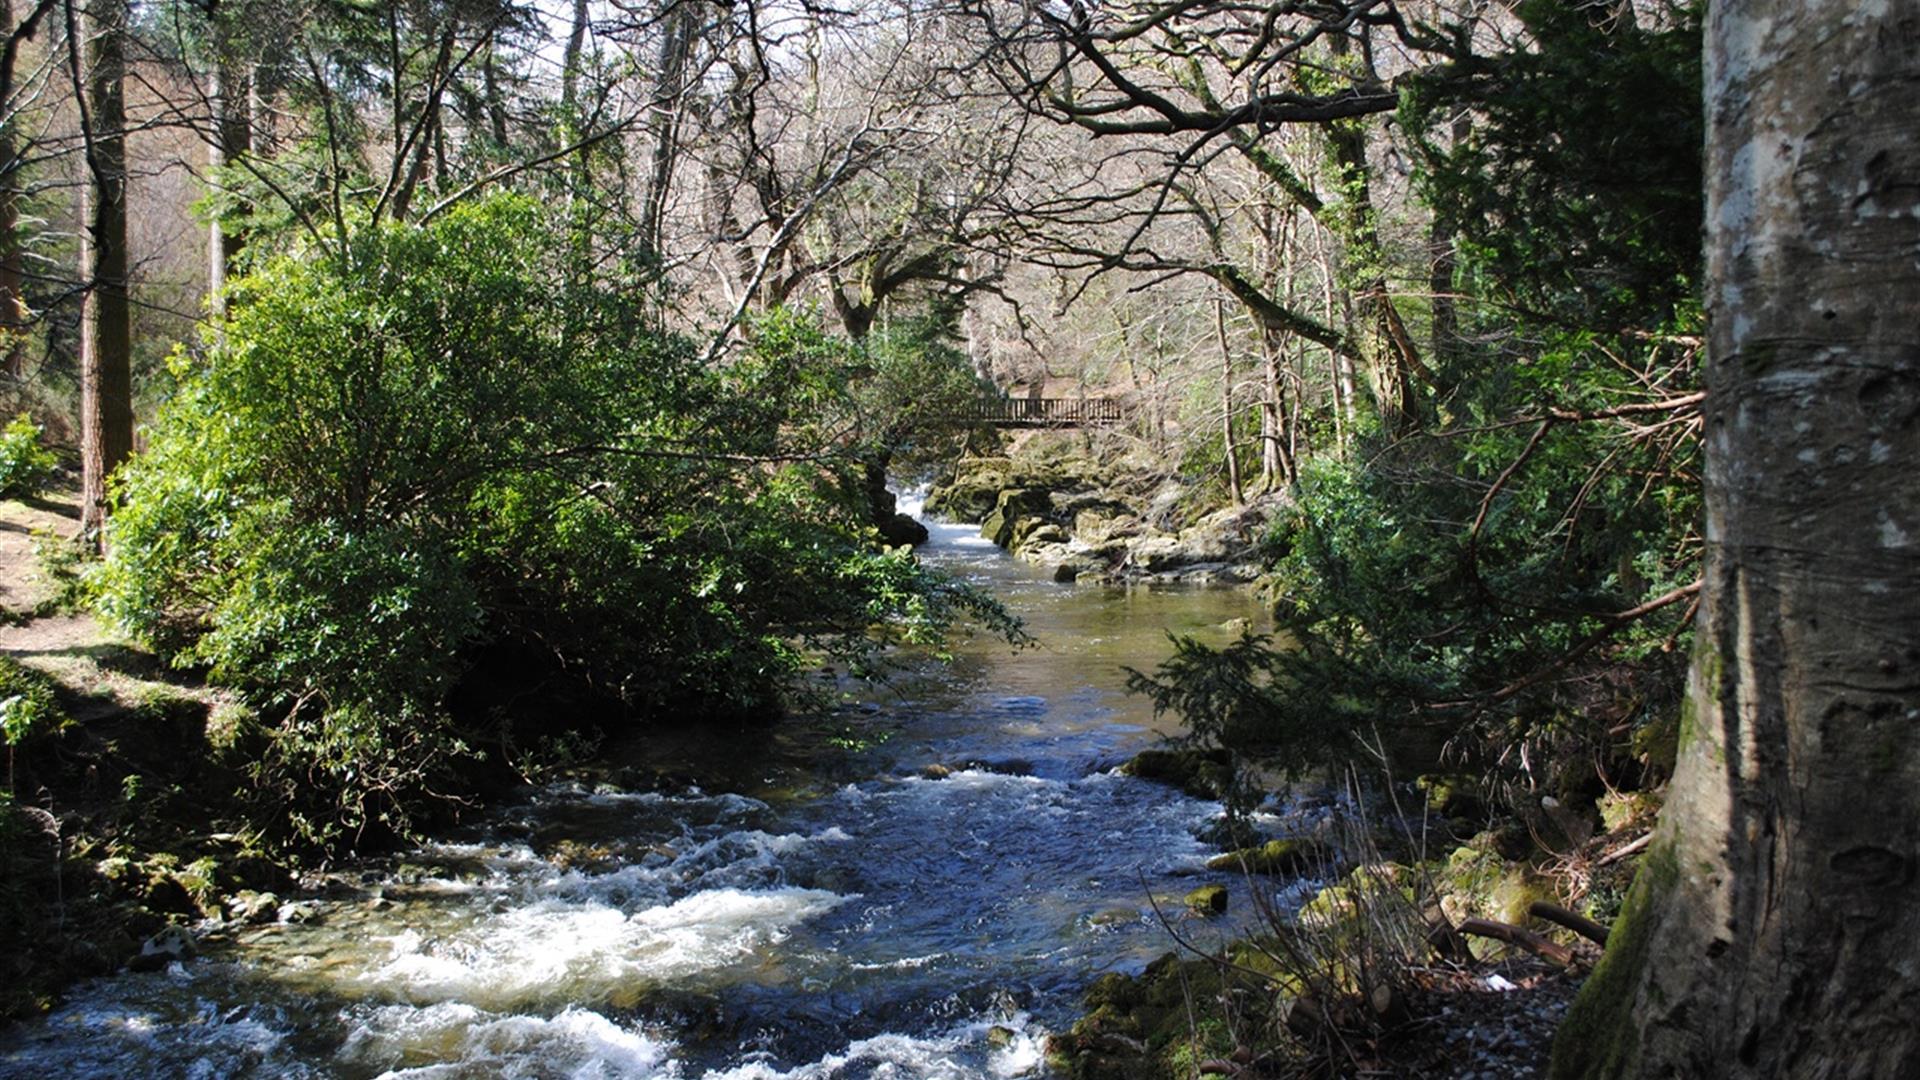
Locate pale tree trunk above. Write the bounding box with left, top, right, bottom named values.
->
left=1212, top=296, right=1243, bottom=506
left=1550, top=2, right=1920, bottom=1076
left=78, top=0, right=131, bottom=538
left=1260, top=333, right=1282, bottom=482
left=560, top=0, right=589, bottom=215
left=637, top=0, right=693, bottom=262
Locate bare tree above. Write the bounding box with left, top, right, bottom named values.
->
left=0, top=0, right=55, bottom=378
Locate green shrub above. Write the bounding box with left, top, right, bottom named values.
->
left=0, top=656, right=63, bottom=750
left=98, top=194, right=1017, bottom=850
left=0, top=414, right=57, bottom=499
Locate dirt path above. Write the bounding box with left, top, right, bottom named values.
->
left=1, top=483, right=227, bottom=718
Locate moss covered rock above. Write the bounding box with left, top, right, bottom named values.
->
left=1118, top=747, right=1232, bottom=800
left=1185, top=884, right=1228, bottom=915
left=924, top=458, right=1014, bottom=522
left=1416, top=773, right=1487, bottom=821
left=1598, top=790, right=1660, bottom=834
left=1205, top=838, right=1327, bottom=876
left=1436, top=844, right=1561, bottom=956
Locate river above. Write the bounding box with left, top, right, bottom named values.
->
left=0, top=499, right=1296, bottom=1079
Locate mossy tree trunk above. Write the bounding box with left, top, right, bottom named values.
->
left=1551, top=2, right=1920, bottom=1076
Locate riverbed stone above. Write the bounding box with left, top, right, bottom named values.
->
left=224, top=889, right=280, bottom=925
left=878, top=513, right=929, bottom=547
left=1118, top=747, right=1232, bottom=800
left=1012, top=522, right=1068, bottom=550
left=925, top=458, right=1014, bottom=522
left=981, top=508, right=1015, bottom=547
left=1184, top=884, right=1228, bottom=915
left=1204, top=838, right=1328, bottom=876
left=128, top=925, right=197, bottom=972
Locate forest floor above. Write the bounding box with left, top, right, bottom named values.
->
left=0, top=483, right=229, bottom=720
left=1388, top=959, right=1580, bottom=1077
left=0, top=480, right=279, bottom=1020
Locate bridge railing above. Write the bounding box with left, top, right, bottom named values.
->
left=946, top=397, right=1126, bottom=427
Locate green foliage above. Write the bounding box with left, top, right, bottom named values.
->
left=0, top=415, right=58, bottom=500
left=98, top=194, right=1017, bottom=851
left=1134, top=4, right=1706, bottom=791
left=1404, top=0, right=1703, bottom=332
left=0, top=656, right=65, bottom=752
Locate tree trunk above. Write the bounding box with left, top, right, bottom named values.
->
left=481, top=30, right=507, bottom=146
left=638, top=2, right=693, bottom=262
left=0, top=28, right=22, bottom=378
left=1213, top=296, right=1243, bottom=506
left=207, top=52, right=251, bottom=319
left=78, top=0, right=132, bottom=538
left=1550, top=2, right=1920, bottom=1076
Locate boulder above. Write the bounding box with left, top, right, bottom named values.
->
left=128, top=925, right=197, bottom=972
left=1118, top=747, right=1232, bottom=800
left=980, top=508, right=1015, bottom=548
left=1072, top=508, right=1141, bottom=545
left=1415, top=774, right=1487, bottom=821
left=981, top=488, right=1063, bottom=550
left=995, top=486, right=1056, bottom=520
left=1184, top=884, right=1228, bottom=915
left=224, top=889, right=281, bottom=925
left=1204, top=838, right=1328, bottom=876
left=1122, top=534, right=1212, bottom=574
left=878, top=513, right=929, bottom=547
left=1598, top=790, right=1659, bottom=833
left=1014, top=523, right=1070, bottom=551
left=925, top=458, right=1014, bottom=522
left=1436, top=844, right=1560, bottom=943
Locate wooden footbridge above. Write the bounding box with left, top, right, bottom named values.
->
left=946, top=397, right=1126, bottom=428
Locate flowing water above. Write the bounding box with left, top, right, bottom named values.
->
left=1, top=498, right=1311, bottom=1080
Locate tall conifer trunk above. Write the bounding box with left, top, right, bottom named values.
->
left=77, top=0, right=130, bottom=537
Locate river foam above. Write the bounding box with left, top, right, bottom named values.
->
left=361, top=886, right=851, bottom=1009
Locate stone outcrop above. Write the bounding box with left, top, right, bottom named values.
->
left=927, top=452, right=1277, bottom=584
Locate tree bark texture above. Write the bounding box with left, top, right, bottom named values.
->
left=0, top=0, right=21, bottom=378
left=1551, top=2, right=1920, bottom=1077
left=79, top=0, right=131, bottom=536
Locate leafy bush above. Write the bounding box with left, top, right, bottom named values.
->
left=98, top=195, right=1017, bottom=850
left=0, top=414, right=58, bottom=500
left=0, top=656, right=63, bottom=750
left=1132, top=8, right=1705, bottom=798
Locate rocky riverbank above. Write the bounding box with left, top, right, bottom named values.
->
left=923, top=444, right=1279, bottom=585
left=0, top=484, right=301, bottom=1018
left=1048, top=747, right=1656, bottom=1079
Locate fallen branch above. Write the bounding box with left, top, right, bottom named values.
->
left=1599, top=832, right=1654, bottom=866
left=1458, top=917, right=1576, bottom=967
left=1529, top=900, right=1609, bottom=947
